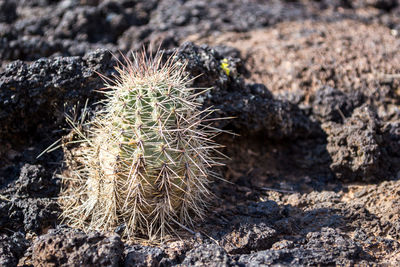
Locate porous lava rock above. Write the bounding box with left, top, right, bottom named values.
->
left=0, top=198, right=59, bottom=233
left=312, top=85, right=363, bottom=123
left=0, top=49, right=113, bottom=145
left=124, top=245, right=165, bottom=267
left=238, top=228, right=362, bottom=266
left=171, top=42, right=319, bottom=139
left=0, top=232, right=29, bottom=267
left=14, top=164, right=59, bottom=198
left=221, top=221, right=278, bottom=254
left=180, top=242, right=232, bottom=267
left=325, top=104, right=390, bottom=182
left=32, top=227, right=124, bottom=267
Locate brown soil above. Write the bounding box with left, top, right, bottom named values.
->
left=189, top=19, right=400, bottom=114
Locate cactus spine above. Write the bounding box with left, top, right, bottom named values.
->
left=60, top=51, right=224, bottom=240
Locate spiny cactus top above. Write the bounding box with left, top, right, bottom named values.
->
left=60, top=51, right=224, bottom=240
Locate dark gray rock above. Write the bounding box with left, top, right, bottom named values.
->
left=17, top=0, right=60, bottom=7
left=32, top=227, right=124, bottom=267
left=180, top=243, right=232, bottom=267
left=54, top=2, right=135, bottom=44
left=0, top=22, right=117, bottom=61
left=221, top=221, right=278, bottom=254
left=237, top=228, right=362, bottom=266
left=381, top=121, right=400, bottom=176
left=0, top=232, right=29, bottom=266
left=350, top=0, right=398, bottom=10
left=325, top=104, right=391, bottom=181
left=120, top=0, right=313, bottom=52
left=382, top=121, right=400, bottom=158
left=0, top=197, right=59, bottom=233
left=245, top=200, right=282, bottom=220
left=0, top=0, right=17, bottom=23
left=15, top=163, right=59, bottom=198
left=124, top=245, right=165, bottom=267
left=312, top=86, right=363, bottom=123
left=0, top=35, right=60, bottom=61
left=0, top=49, right=113, bottom=145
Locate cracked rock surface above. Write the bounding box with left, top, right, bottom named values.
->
left=1, top=0, right=400, bottom=266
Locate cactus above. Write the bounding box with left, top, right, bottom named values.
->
left=60, top=51, right=225, bottom=240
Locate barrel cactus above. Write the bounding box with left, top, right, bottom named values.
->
left=60, top=51, right=224, bottom=240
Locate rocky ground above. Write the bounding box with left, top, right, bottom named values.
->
left=1, top=0, right=400, bottom=266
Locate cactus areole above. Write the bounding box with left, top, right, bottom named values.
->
left=60, top=51, right=224, bottom=240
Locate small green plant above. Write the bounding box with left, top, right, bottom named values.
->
left=220, top=58, right=230, bottom=76
left=60, top=51, right=225, bottom=240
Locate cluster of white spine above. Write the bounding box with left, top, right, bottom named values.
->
left=60, top=51, right=224, bottom=240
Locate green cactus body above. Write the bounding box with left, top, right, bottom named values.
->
left=60, top=52, right=223, bottom=240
